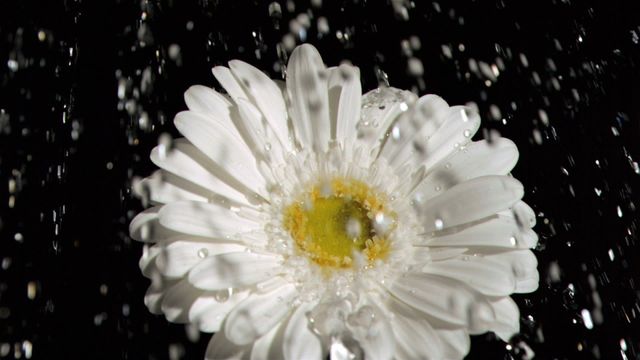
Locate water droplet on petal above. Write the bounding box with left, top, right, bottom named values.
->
left=197, top=248, right=209, bottom=258
left=214, top=288, right=233, bottom=302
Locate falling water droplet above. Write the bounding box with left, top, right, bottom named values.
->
left=157, top=133, right=173, bottom=160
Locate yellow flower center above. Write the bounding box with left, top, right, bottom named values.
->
left=283, top=178, right=395, bottom=268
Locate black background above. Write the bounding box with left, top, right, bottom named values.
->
left=2, top=0, right=640, bottom=359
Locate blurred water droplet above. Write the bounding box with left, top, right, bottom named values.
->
left=197, top=248, right=209, bottom=258
left=214, top=288, right=233, bottom=302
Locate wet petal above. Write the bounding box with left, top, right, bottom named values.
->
left=388, top=299, right=443, bottom=360
left=228, top=60, right=290, bottom=150
left=174, top=111, right=268, bottom=198
left=327, top=64, right=361, bottom=145
left=283, top=303, right=322, bottom=360
left=158, top=201, right=258, bottom=239
left=413, top=138, right=519, bottom=201
left=205, top=329, right=251, bottom=360
left=422, top=256, right=517, bottom=296
left=489, top=297, right=520, bottom=341
left=416, top=175, right=524, bottom=233
left=286, top=44, right=331, bottom=152
left=150, top=139, right=251, bottom=205
left=188, top=252, right=282, bottom=290
left=422, top=216, right=538, bottom=249
left=189, top=291, right=249, bottom=333
left=224, top=284, right=297, bottom=345
left=156, top=240, right=247, bottom=278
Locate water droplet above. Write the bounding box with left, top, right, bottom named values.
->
left=581, top=309, right=594, bottom=329
left=434, top=218, right=444, bottom=230
left=157, top=133, right=173, bottom=159
left=27, top=281, right=37, bottom=300
left=463, top=129, right=471, bottom=138
left=346, top=217, right=362, bottom=239
left=348, top=305, right=376, bottom=328
left=330, top=337, right=357, bottom=360
left=214, top=288, right=233, bottom=302
left=391, top=125, right=401, bottom=140
left=197, top=248, right=209, bottom=258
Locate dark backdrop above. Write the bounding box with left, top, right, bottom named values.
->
left=1, top=0, right=640, bottom=359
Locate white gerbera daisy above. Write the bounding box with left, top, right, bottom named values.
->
left=130, top=44, right=539, bottom=360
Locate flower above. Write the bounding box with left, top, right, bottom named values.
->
left=130, top=44, right=539, bottom=360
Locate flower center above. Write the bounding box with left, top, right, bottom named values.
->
left=283, top=178, right=395, bottom=268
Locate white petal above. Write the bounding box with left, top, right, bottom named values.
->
left=379, top=94, right=450, bottom=163
left=388, top=299, right=443, bottom=360
left=212, top=65, right=249, bottom=102
left=438, top=329, right=470, bottom=359
left=158, top=201, right=258, bottom=239
left=250, top=322, right=285, bottom=360
left=183, top=85, right=237, bottom=136
left=235, top=98, right=286, bottom=167
left=421, top=257, right=516, bottom=296
left=205, top=330, right=251, bottom=360
left=283, top=303, right=322, bottom=360
left=327, top=64, right=361, bottom=144
left=130, top=206, right=180, bottom=243
left=144, top=277, right=178, bottom=315
left=160, top=278, right=203, bottom=322
left=381, top=97, right=481, bottom=172
left=156, top=240, right=247, bottom=278
left=139, top=244, right=160, bottom=278
left=228, top=60, right=290, bottom=149
left=348, top=304, right=394, bottom=360
left=489, top=297, right=520, bottom=341
left=144, top=287, right=164, bottom=315
left=388, top=273, right=482, bottom=327
left=189, top=291, right=250, bottom=333
left=416, top=175, right=524, bottom=233
left=499, top=200, right=537, bottom=229
left=484, top=250, right=539, bottom=293
left=422, top=216, right=538, bottom=249
left=417, top=105, right=481, bottom=170
left=413, top=138, right=519, bottom=201
left=135, top=170, right=208, bottom=205
left=356, top=87, right=417, bottom=151
left=412, top=247, right=468, bottom=263
left=286, top=44, right=331, bottom=152
left=184, top=85, right=279, bottom=164
left=174, top=111, right=268, bottom=198
left=224, top=284, right=297, bottom=345
left=188, top=252, right=283, bottom=290
left=150, top=139, right=251, bottom=205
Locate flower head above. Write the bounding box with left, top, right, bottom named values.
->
left=131, top=44, right=539, bottom=360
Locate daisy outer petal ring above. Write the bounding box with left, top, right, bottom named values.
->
left=130, top=43, right=539, bottom=360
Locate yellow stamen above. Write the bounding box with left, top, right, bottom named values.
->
left=283, top=178, right=394, bottom=268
